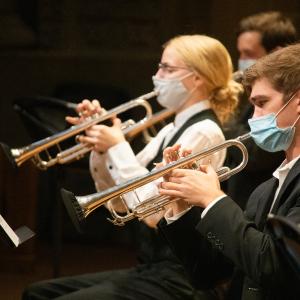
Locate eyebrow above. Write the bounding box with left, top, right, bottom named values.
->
left=249, top=95, right=270, bottom=104
left=159, top=62, right=188, bottom=70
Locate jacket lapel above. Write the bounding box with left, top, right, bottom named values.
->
left=271, top=157, right=300, bottom=214
left=255, top=177, right=279, bottom=230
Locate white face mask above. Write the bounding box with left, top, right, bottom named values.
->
left=152, top=73, right=193, bottom=110
left=238, top=59, right=257, bottom=71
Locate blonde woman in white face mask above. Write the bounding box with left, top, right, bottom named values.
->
left=25, top=35, right=242, bottom=300
left=66, top=35, right=243, bottom=226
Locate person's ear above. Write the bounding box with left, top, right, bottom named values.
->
left=192, top=73, right=205, bottom=88
left=296, top=90, right=300, bottom=114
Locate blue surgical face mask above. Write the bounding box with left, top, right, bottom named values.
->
left=248, top=93, right=300, bottom=152
left=152, top=73, right=194, bottom=110
left=238, top=59, right=257, bottom=71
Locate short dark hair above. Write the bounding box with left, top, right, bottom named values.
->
left=243, top=43, right=300, bottom=100
left=237, top=11, right=297, bottom=53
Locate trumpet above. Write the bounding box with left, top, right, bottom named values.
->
left=61, top=133, right=251, bottom=230
left=3, top=91, right=159, bottom=170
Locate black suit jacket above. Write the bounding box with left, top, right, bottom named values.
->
left=159, top=157, right=300, bottom=300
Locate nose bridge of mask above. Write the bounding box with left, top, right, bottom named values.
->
left=248, top=112, right=275, bottom=128
left=152, top=71, right=193, bottom=84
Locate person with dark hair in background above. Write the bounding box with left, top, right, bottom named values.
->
left=237, top=11, right=296, bottom=72
left=22, top=34, right=242, bottom=300
left=224, top=11, right=298, bottom=209
left=159, top=43, right=300, bottom=300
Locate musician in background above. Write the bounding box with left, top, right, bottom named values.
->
left=22, top=34, right=242, bottom=300
left=224, top=11, right=298, bottom=209
left=159, top=43, right=300, bottom=300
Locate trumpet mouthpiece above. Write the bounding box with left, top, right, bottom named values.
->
left=60, top=188, right=84, bottom=233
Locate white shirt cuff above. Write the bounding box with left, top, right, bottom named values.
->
left=107, top=141, right=138, bottom=167
left=106, top=141, right=148, bottom=184
left=164, top=206, right=192, bottom=225
left=201, top=195, right=227, bottom=219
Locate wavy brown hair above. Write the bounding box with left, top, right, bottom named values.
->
left=243, top=43, right=300, bottom=102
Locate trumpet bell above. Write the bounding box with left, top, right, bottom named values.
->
left=0, top=143, right=17, bottom=168
left=61, top=188, right=85, bottom=233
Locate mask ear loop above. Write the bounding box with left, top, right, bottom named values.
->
left=292, top=92, right=300, bottom=127
left=176, top=72, right=198, bottom=111
left=182, top=71, right=201, bottom=96
left=178, top=71, right=194, bottom=81
left=292, top=113, right=300, bottom=127
left=274, top=92, right=297, bottom=118
left=274, top=92, right=300, bottom=128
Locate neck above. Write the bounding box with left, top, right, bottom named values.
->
left=177, top=89, right=209, bottom=114
left=286, top=130, right=300, bottom=162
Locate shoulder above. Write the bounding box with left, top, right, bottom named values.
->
left=245, top=178, right=276, bottom=218
left=136, top=122, right=173, bottom=161
left=183, top=119, right=224, bottom=142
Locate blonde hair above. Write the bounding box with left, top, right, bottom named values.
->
left=164, top=35, right=243, bottom=124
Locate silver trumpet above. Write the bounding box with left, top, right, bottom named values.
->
left=61, top=133, right=250, bottom=231
left=2, top=91, right=159, bottom=170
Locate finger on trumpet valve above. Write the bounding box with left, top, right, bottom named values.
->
left=190, top=161, right=198, bottom=170
left=166, top=149, right=180, bottom=162
left=75, top=135, right=83, bottom=143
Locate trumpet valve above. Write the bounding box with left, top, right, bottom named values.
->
left=121, top=119, right=136, bottom=130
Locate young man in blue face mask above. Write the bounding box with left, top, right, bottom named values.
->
left=158, top=43, right=300, bottom=300
left=224, top=11, right=298, bottom=210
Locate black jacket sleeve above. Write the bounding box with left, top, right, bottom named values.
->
left=159, top=207, right=233, bottom=290
left=197, top=196, right=300, bottom=289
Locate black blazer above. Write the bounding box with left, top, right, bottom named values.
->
left=159, top=158, right=300, bottom=300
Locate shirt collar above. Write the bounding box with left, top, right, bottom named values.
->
left=273, top=156, right=300, bottom=185
left=174, top=100, right=211, bottom=128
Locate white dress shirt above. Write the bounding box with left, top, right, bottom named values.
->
left=90, top=100, right=226, bottom=209
left=270, top=156, right=300, bottom=211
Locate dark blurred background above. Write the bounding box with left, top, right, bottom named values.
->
left=0, top=1, right=299, bottom=299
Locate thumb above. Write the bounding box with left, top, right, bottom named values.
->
left=206, top=164, right=216, bottom=175
left=198, top=164, right=210, bottom=173
left=65, top=116, right=79, bottom=125
left=112, top=117, right=122, bottom=128
left=199, top=164, right=217, bottom=177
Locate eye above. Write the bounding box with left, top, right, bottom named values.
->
left=256, top=100, right=267, bottom=108
left=158, top=63, right=176, bottom=73
left=165, top=67, right=176, bottom=74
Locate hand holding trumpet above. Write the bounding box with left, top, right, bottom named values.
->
left=66, top=99, right=126, bottom=153
left=159, top=144, right=226, bottom=210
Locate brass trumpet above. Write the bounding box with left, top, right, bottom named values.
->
left=61, top=133, right=250, bottom=231
left=3, top=91, right=159, bottom=170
